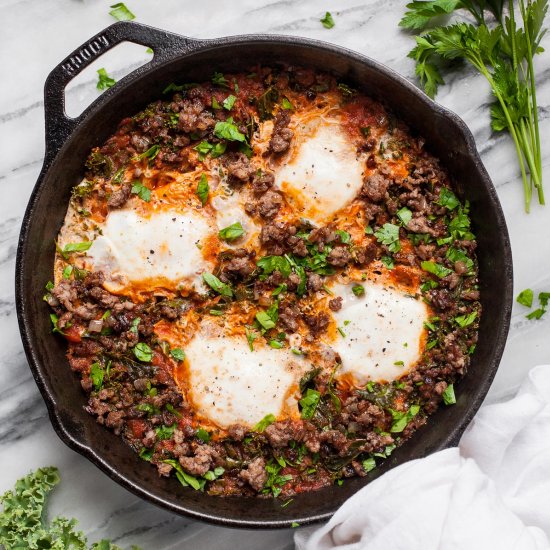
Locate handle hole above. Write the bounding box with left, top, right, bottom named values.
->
left=65, top=41, right=152, bottom=118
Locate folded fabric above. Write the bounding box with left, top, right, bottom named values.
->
left=295, top=365, right=550, bottom=550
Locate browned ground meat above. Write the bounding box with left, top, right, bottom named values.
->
left=269, top=111, right=293, bottom=153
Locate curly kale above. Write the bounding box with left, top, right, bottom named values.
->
left=0, top=466, right=140, bottom=550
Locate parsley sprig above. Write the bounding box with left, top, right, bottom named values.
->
left=401, top=0, right=547, bottom=211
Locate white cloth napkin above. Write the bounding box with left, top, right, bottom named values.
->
left=295, top=365, right=550, bottom=550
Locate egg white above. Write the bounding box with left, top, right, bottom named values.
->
left=329, top=281, right=428, bottom=384
left=184, top=332, right=306, bottom=429
left=85, top=207, right=214, bottom=293
left=274, top=122, right=364, bottom=224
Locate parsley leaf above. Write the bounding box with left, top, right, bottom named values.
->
left=281, top=97, right=294, bottom=110
left=96, top=68, right=116, bottom=90
left=202, top=272, right=233, bottom=297
left=335, top=229, right=352, bottom=244
left=131, top=181, right=151, bottom=202
left=109, top=2, right=135, bottom=21
left=254, top=413, right=276, bottom=432
left=517, top=288, right=534, bottom=308
left=320, top=11, right=335, bottom=28
left=214, top=118, right=246, bottom=142
left=58, top=241, right=93, bottom=260
left=362, top=457, right=376, bottom=472
left=133, top=342, right=153, bottom=362
left=171, top=348, right=185, bottom=362
left=352, top=284, right=365, bottom=297
left=381, top=255, right=395, bottom=269
left=162, top=459, right=204, bottom=491
left=155, top=424, right=176, bottom=440
left=223, top=95, right=237, bottom=110
left=196, top=428, right=210, bottom=442
left=442, top=383, right=456, bottom=405
left=256, top=310, right=276, bottom=330
left=90, top=362, right=104, bottom=391
left=375, top=223, right=401, bottom=252
left=438, top=187, right=460, bottom=210
left=399, top=0, right=461, bottom=30
left=218, top=221, right=245, bottom=242
left=390, top=404, right=420, bottom=433
left=397, top=206, right=413, bottom=226
left=212, top=72, right=230, bottom=88
left=299, top=388, right=320, bottom=419
left=454, top=311, right=477, bottom=328
left=257, top=255, right=292, bottom=278
left=197, top=173, right=209, bottom=205
left=137, top=145, right=160, bottom=161
left=421, top=260, right=453, bottom=278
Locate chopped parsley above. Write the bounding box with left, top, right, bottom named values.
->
left=194, top=140, right=227, bottom=160
left=516, top=288, right=534, bottom=308
left=362, top=457, right=376, bottom=472
left=137, top=144, right=160, bottom=161
left=155, top=424, right=176, bottom=440
left=437, top=187, right=460, bottom=210
left=442, top=384, right=456, bottom=405
left=202, top=272, right=233, bottom=297
left=421, top=260, right=452, bottom=278
left=381, top=255, right=395, bottom=269
left=334, top=229, right=352, bottom=244
left=131, top=181, right=151, bottom=202
left=62, top=265, right=73, bottom=279
left=170, top=348, right=185, bottom=362
left=57, top=241, right=93, bottom=260
left=133, top=342, right=153, bottom=362
left=526, top=292, right=550, bottom=320
left=454, top=311, right=477, bottom=328
left=375, top=223, right=401, bottom=252
left=257, top=255, right=292, bottom=278
left=352, top=284, right=365, bottom=297
left=281, top=97, right=294, bottom=109
left=212, top=71, right=230, bottom=88
left=390, top=404, right=420, bottom=433
left=196, top=428, right=211, bottom=442
left=96, top=68, right=116, bottom=90
left=196, top=173, right=209, bottom=205
left=254, top=413, right=276, bottom=432
left=245, top=326, right=258, bottom=351
left=223, top=94, right=237, bottom=110
left=256, top=310, right=276, bottom=330
left=162, top=459, right=204, bottom=491
left=320, top=11, right=335, bottom=28
left=218, top=221, right=245, bottom=242
left=397, top=206, right=413, bottom=226
left=213, top=117, right=246, bottom=142
left=299, top=388, right=320, bottom=419
left=109, top=2, right=135, bottom=20
left=90, top=362, right=104, bottom=391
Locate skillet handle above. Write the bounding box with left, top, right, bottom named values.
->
left=43, top=21, right=200, bottom=164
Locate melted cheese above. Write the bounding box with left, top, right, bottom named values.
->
left=85, top=208, right=214, bottom=294
left=183, top=333, right=306, bottom=429
left=329, top=282, right=428, bottom=385
left=274, top=122, right=364, bottom=224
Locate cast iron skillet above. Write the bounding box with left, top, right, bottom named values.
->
left=16, top=21, right=513, bottom=528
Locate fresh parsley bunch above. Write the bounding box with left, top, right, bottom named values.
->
left=400, top=0, right=547, bottom=212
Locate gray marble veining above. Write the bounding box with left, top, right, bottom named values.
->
left=1, top=1, right=549, bottom=548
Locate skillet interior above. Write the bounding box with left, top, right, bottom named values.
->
left=16, top=25, right=513, bottom=528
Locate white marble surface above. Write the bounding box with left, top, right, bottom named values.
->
left=1, top=1, right=549, bottom=548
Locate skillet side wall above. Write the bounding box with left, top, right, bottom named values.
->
left=16, top=40, right=512, bottom=527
